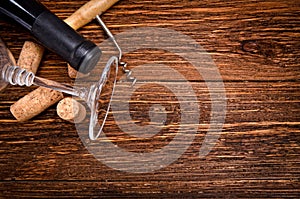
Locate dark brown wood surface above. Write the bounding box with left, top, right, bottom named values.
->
left=0, top=0, right=299, bottom=198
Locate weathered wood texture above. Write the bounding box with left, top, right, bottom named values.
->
left=0, top=0, right=299, bottom=198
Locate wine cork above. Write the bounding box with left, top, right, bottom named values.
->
left=57, top=97, right=86, bottom=123
left=17, top=41, right=44, bottom=74
left=10, top=41, right=62, bottom=121
left=64, top=0, right=120, bottom=31
left=10, top=87, right=64, bottom=122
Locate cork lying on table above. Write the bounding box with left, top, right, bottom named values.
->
left=57, top=97, right=86, bottom=123
left=17, top=41, right=44, bottom=74
left=10, top=87, right=64, bottom=122
left=64, top=0, right=120, bottom=31
left=10, top=41, right=63, bottom=122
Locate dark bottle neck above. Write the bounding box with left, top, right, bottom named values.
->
left=0, top=0, right=46, bottom=30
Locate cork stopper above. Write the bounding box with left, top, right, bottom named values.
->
left=17, top=41, right=44, bottom=74
left=9, top=41, right=60, bottom=122
left=10, top=87, right=64, bottom=122
left=57, top=97, right=86, bottom=123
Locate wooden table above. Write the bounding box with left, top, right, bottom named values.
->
left=0, top=0, right=299, bottom=197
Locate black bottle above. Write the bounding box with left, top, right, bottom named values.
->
left=0, top=0, right=101, bottom=74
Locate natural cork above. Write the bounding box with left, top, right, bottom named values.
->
left=64, top=0, right=120, bottom=31
left=17, top=41, right=44, bottom=74
left=10, top=42, right=61, bottom=122
left=10, top=87, right=64, bottom=122
left=57, top=97, right=86, bottom=123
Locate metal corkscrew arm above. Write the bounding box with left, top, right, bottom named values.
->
left=96, top=15, right=137, bottom=85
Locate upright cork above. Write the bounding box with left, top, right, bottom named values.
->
left=10, top=87, right=64, bottom=122
left=57, top=97, right=86, bottom=123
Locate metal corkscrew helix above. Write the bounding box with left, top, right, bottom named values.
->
left=2, top=65, right=35, bottom=87
left=96, top=15, right=136, bottom=85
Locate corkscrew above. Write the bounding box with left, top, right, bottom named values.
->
left=96, top=15, right=136, bottom=85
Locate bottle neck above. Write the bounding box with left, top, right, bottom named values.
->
left=0, top=0, right=45, bottom=30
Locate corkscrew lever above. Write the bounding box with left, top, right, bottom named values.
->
left=95, top=15, right=137, bottom=85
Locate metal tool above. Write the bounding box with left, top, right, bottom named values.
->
left=96, top=15, right=136, bottom=85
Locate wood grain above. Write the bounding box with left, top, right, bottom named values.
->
left=0, top=0, right=299, bottom=197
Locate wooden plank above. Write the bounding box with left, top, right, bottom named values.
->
left=1, top=81, right=299, bottom=123
left=0, top=83, right=298, bottom=181
left=0, top=181, right=299, bottom=198
left=0, top=0, right=299, bottom=197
